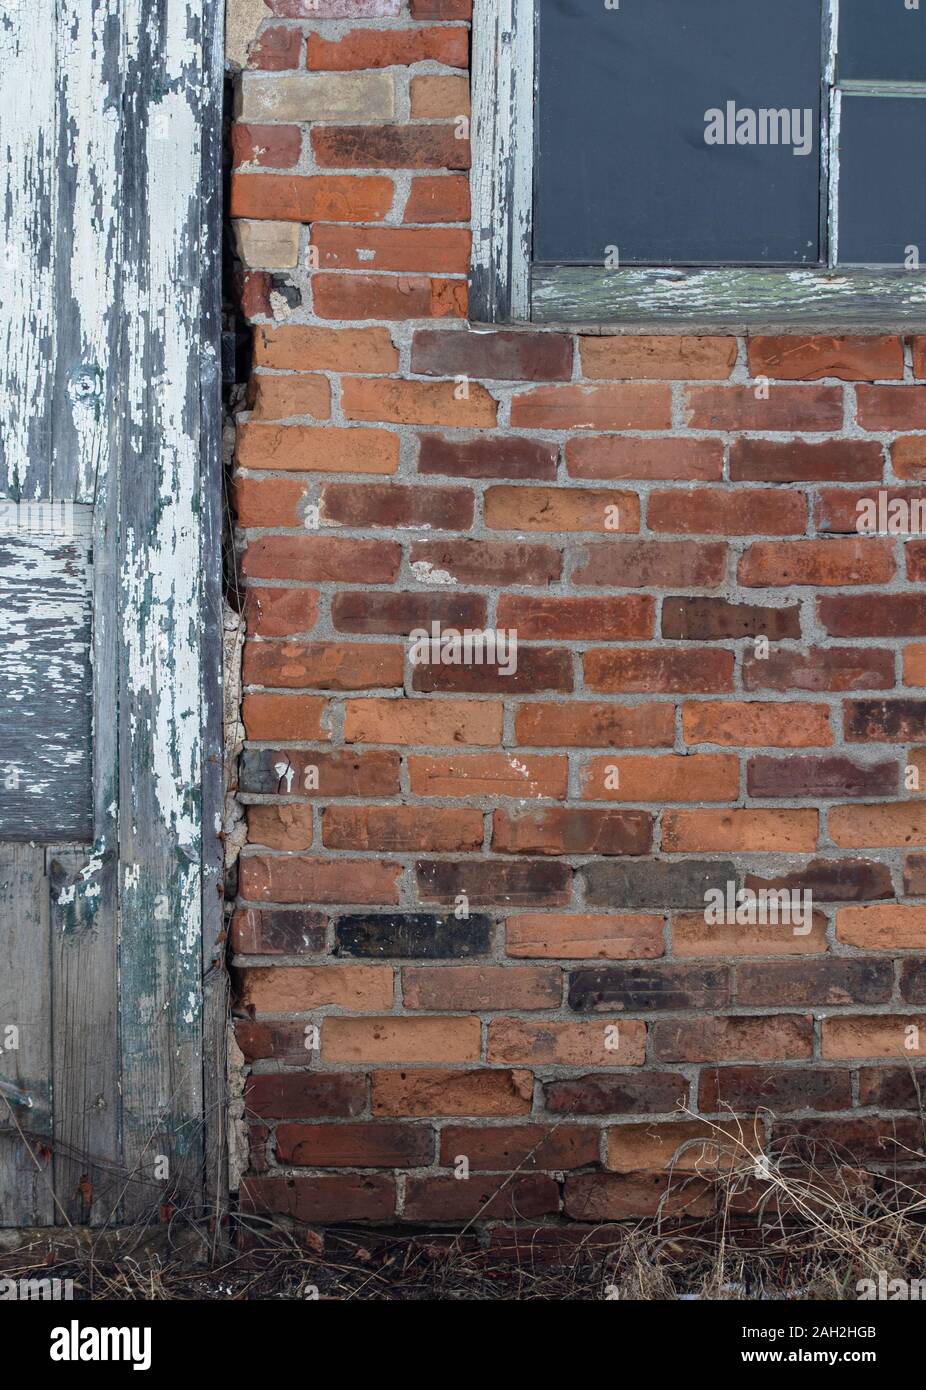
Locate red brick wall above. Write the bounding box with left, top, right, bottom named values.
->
left=228, top=0, right=926, bottom=1235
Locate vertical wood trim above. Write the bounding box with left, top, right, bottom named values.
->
left=469, top=0, right=534, bottom=322
left=116, top=0, right=218, bottom=1222
left=199, top=0, right=228, bottom=1234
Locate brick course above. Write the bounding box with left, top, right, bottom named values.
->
left=228, top=0, right=926, bottom=1235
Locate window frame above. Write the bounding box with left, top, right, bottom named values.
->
left=469, top=0, right=926, bottom=330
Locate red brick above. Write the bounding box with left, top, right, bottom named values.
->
left=684, top=385, right=843, bottom=430
left=487, top=1018, right=646, bottom=1066
left=240, top=855, right=402, bottom=904
left=311, top=224, right=470, bottom=273
left=411, top=328, right=573, bottom=381
left=580, top=754, right=738, bottom=803
left=892, top=436, right=926, bottom=480
left=738, top=538, right=895, bottom=587
left=564, top=1172, right=712, bottom=1221
left=412, top=647, right=572, bottom=696
left=330, top=590, right=485, bottom=636
left=231, top=908, right=327, bottom=956
left=408, top=753, right=567, bottom=799
left=648, top=488, right=806, bottom=535
left=418, top=434, right=558, bottom=481
left=514, top=702, right=674, bottom=748
left=342, top=697, right=502, bottom=746
left=484, top=486, right=639, bottom=533
left=232, top=123, right=301, bottom=168
left=819, top=594, right=926, bottom=637
left=439, top=1124, right=599, bottom=1170
left=662, top=808, right=818, bottom=853
left=682, top=701, right=832, bottom=748
left=584, top=648, right=734, bottom=694
left=572, top=539, right=727, bottom=588
left=340, top=377, right=496, bottom=427
left=409, top=539, right=561, bottom=586
left=403, top=1175, right=559, bottom=1221
left=492, top=808, right=652, bottom=856
left=829, top=803, right=926, bottom=849
left=241, top=693, right=330, bottom=740
left=566, top=436, right=723, bottom=482
left=230, top=173, right=393, bottom=221
left=742, top=647, right=894, bottom=693
left=509, top=384, right=671, bottom=430
left=857, top=385, right=926, bottom=429
left=243, top=640, right=404, bottom=690
left=322, top=1015, right=480, bottom=1062
left=269, top=0, right=401, bottom=12
left=495, top=595, right=653, bottom=640
left=836, top=904, right=926, bottom=950
left=234, top=475, right=305, bottom=527
left=506, top=914, right=664, bottom=961
left=652, top=1016, right=813, bottom=1062
left=313, top=272, right=467, bottom=319
left=241, top=749, right=400, bottom=798
left=403, top=175, right=470, bottom=223
left=246, top=24, right=302, bottom=70
left=245, top=1072, right=366, bottom=1120
left=403, top=966, right=561, bottom=1011
left=311, top=124, right=469, bottom=169
left=237, top=422, right=398, bottom=473
left=730, top=437, right=883, bottom=482
left=580, top=335, right=736, bottom=380
left=747, top=336, right=903, bottom=381
left=410, top=0, right=471, bottom=15
left=247, top=374, right=331, bottom=422
left=815, top=486, right=926, bottom=532
left=662, top=597, right=800, bottom=640
left=371, top=1069, right=532, bottom=1117
left=306, top=26, right=468, bottom=70
left=238, top=964, right=393, bottom=1012
left=254, top=324, right=398, bottom=373
left=320, top=481, right=473, bottom=529
left=243, top=587, right=318, bottom=637
left=242, top=536, right=400, bottom=583
left=247, top=803, right=313, bottom=850
left=277, top=1122, right=432, bottom=1168
left=322, top=805, right=483, bottom=851
left=241, top=1175, right=395, bottom=1223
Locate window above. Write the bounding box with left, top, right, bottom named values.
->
left=470, top=0, right=926, bottom=328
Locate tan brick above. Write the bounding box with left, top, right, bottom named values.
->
left=487, top=1018, right=646, bottom=1066
left=829, top=803, right=926, bottom=848
left=410, top=74, right=470, bottom=119
left=505, top=914, right=665, bottom=960
left=606, top=1120, right=749, bottom=1173
left=822, top=1016, right=926, bottom=1059
left=371, top=1068, right=534, bottom=1116
left=238, top=71, right=395, bottom=123
left=322, top=1016, right=481, bottom=1062
left=238, top=966, right=393, bottom=1013
left=672, top=911, right=827, bottom=957
left=662, top=809, right=819, bottom=853
left=836, top=904, right=926, bottom=950
left=234, top=219, right=301, bottom=269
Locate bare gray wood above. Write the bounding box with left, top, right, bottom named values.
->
left=531, top=264, right=926, bottom=332
left=0, top=507, right=93, bottom=842
left=0, top=847, right=54, bottom=1227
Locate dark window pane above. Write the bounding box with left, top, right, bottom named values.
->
left=534, top=0, right=823, bottom=266
left=839, top=0, right=926, bottom=82
left=838, top=95, right=926, bottom=264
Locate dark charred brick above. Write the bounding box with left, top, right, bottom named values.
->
left=858, top=1066, right=926, bottom=1108
left=901, top=959, right=926, bottom=1004
left=239, top=749, right=400, bottom=797
left=568, top=964, right=730, bottom=1012
left=411, top=328, right=574, bottom=381
left=543, top=1072, right=689, bottom=1116
left=244, top=1072, right=367, bottom=1120
left=331, top=591, right=486, bottom=634
left=662, top=597, right=800, bottom=640
left=418, top=434, right=558, bottom=481
left=737, top=959, right=893, bottom=1008
left=746, top=755, right=899, bottom=799
left=744, top=859, right=893, bottom=903
left=845, top=700, right=926, bottom=741
left=698, top=1066, right=853, bottom=1114
left=335, top=912, right=492, bottom=958
left=412, top=647, right=573, bottom=694
left=240, top=1174, right=395, bottom=1223
left=583, top=859, right=738, bottom=910
left=403, top=1174, right=559, bottom=1221
left=231, top=907, right=327, bottom=955
left=416, top=859, right=572, bottom=907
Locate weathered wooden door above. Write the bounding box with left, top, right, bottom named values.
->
left=0, top=0, right=223, bottom=1225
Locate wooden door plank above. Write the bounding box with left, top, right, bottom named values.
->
left=0, top=847, right=54, bottom=1226
left=0, top=0, right=57, bottom=501
left=49, top=849, right=120, bottom=1226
